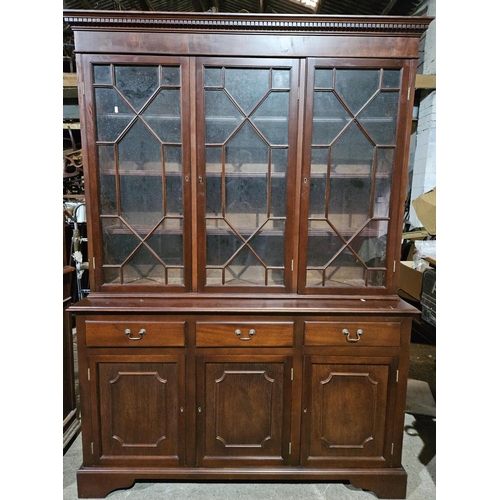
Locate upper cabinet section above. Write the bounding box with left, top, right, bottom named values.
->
left=65, top=11, right=432, bottom=296
left=197, top=59, right=299, bottom=292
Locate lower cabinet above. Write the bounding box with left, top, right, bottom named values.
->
left=74, top=311, right=412, bottom=499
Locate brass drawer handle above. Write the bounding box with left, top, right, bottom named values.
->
left=342, top=328, right=363, bottom=343
left=124, top=328, right=146, bottom=340
left=234, top=328, right=256, bottom=341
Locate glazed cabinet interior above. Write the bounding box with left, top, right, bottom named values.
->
left=65, top=10, right=431, bottom=499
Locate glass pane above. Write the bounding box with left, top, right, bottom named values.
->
left=103, top=267, right=120, bottom=284
left=312, top=91, right=350, bottom=145
left=167, top=268, right=184, bottom=285
left=325, top=248, right=366, bottom=287
left=98, top=146, right=117, bottom=215
left=249, top=220, right=285, bottom=267
left=331, top=123, right=374, bottom=172
left=269, top=269, right=284, bottom=286
left=166, top=172, right=183, bottom=215
left=270, top=151, right=287, bottom=217
left=374, top=148, right=394, bottom=217
left=161, top=66, right=180, bottom=86
left=165, top=145, right=182, bottom=173
left=359, top=91, right=399, bottom=145
left=225, top=248, right=265, bottom=285
left=114, top=66, right=159, bottom=111
left=206, top=219, right=242, bottom=266
left=382, top=69, right=401, bottom=88
left=123, top=245, right=164, bottom=284
left=146, top=219, right=184, bottom=266
left=205, top=90, right=244, bottom=144
left=328, top=177, right=371, bottom=237
left=101, top=218, right=138, bottom=266
left=253, top=92, right=289, bottom=145
left=205, top=147, right=223, bottom=215
left=315, top=68, right=333, bottom=88
left=225, top=68, right=269, bottom=114
left=226, top=122, right=269, bottom=172
left=206, top=268, right=223, bottom=286
left=143, top=89, right=181, bottom=143
left=306, top=220, right=342, bottom=268
left=272, top=69, right=290, bottom=89
left=309, top=153, right=328, bottom=218
left=118, top=120, right=162, bottom=171
left=335, top=69, right=380, bottom=115
left=118, top=173, right=163, bottom=230
left=94, top=88, right=134, bottom=142
left=205, top=67, right=223, bottom=87
left=357, top=221, right=388, bottom=266
left=226, top=177, right=267, bottom=230
left=93, top=65, right=111, bottom=84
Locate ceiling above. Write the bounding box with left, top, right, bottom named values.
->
left=62, top=0, right=427, bottom=19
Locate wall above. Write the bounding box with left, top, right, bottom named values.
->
left=407, top=0, right=436, bottom=230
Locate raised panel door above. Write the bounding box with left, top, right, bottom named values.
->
left=197, top=355, right=293, bottom=466
left=301, top=355, right=397, bottom=468
left=89, top=355, right=185, bottom=467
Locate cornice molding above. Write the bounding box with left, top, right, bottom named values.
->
left=63, top=10, right=432, bottom=36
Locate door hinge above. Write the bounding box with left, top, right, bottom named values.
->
left=391, top=442, right=394, bottom=455
left=297, top=86, right=300, bottom=100
left=93, top=257, right=96, bottom=270
left=393, top=260, right=396, bottom=272
left=81, top=81, right=85, bottom=96
left=289, top=442, right=292, bottom=454
left=291, top=259, right=294, bottom=271
left=291, top=368, right=294, bottom=381
left=90, top=442, right=94, bottom=454
left=396, top=369, right=399, bottom=383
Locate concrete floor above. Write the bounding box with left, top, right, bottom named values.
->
left=63, top=342, right=436, bottom=500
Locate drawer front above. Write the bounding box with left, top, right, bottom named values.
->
left=304, top=321, right=400, bottom=347
left=86, top=320, right=186, bottom=347
left=196, top=322, right=294, bottom=347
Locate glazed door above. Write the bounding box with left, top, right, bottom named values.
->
left=88, top=354, right=186, bottom=467
left=81, top=55, right=192, bottom=292
left=196, top=355, right=293, bottom=467
left=299, top=59, right=413, bottom=295
left=301, top=354, right=398, bottom=468
left=196, top=58, right=300, bottom=293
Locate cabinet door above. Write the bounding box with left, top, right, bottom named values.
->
left=197, top=355, right=293, bottom=466
left=299, top=59, right=412, bottom=294
left=81, top=55, right=192, bottom=292
left=88, top=354, right=185, bottom=467
left=301, top=355, right=398, bottom=468
left=197, top=58, right=299, bottom=292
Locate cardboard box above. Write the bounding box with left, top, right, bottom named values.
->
left=399, top=261, right=423, bottom=301
left=412, top=187, right=436, bottom=235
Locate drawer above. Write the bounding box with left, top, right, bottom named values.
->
left=196, top=322, right=293, bottom=347
left=304, top=321, right=400, bottom=347
left=86, top=320, right=186, bottom=347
